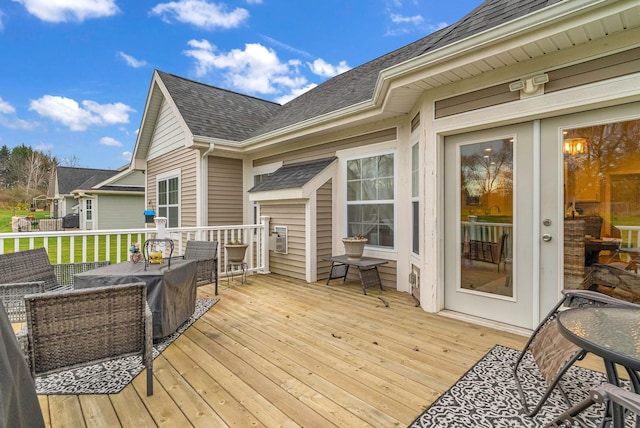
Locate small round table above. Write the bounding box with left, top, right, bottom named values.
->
left=557, top=307, right=640, bottom=426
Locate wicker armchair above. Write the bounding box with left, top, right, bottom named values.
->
left=19, top=282, right=154, bottom=396
left=0, top=248, right=111, bottom=324
left=183, top=240, right=219, bottom=294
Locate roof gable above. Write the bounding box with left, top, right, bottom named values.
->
left=157, top=71, right=282, bottom=141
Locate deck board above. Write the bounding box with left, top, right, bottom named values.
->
left=39, top=273, right=537, bottom=427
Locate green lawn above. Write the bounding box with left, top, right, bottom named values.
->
left=0, top=208, right=146, bottom=263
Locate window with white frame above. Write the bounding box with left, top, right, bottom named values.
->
left=157, top=175, right=179, bottom=227
left=411, top=142, right=419, bottom=255
left=85, top=199, right=93, bottom=221
left=346, top=152, right=395, bottom=248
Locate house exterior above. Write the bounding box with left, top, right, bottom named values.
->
left=48, top=166, right=145, bottom=230
left=131, top=0, right=640, bottom=331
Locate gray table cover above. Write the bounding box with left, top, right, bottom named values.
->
left=0, top=305, right=44, bottom=428
left=74, top=259, right=197, bottom=339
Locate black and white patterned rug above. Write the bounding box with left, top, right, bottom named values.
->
left=35, top=298, right=218, bottom=395
left=409, top=345, right=610, bottom=428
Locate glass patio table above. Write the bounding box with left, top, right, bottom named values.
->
left=556, top=306, right=640, bottom=426
left=74, top=259, right=197, bottom=339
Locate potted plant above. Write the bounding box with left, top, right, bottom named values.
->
left=225, top=238, right=248, bottom=263
left=342, top=234, right=368, bottom=260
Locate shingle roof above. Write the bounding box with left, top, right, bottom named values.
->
left=157, top=0, right=563, bottom=141
left=56, top=167, right=120, bottom=194
left=250, top=0, right=563, bottom=136
left=157, top=71, right=282, bottom=141
left=249, top=157, right=337, bottom=192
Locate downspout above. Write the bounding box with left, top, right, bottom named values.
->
left=199, top=143, right=215, bottom=235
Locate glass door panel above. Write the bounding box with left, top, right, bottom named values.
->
left=460, top=139, right=514, bottom=297
left=562, top=118, right=640, bottom=291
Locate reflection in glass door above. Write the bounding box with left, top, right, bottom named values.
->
left=460, top=138, right=514, bottom=297
left=562, top=118, right=640, bottom=295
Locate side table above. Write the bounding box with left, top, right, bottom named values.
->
left=323, top=255, right=389, bottom=295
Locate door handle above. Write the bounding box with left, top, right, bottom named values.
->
left=542, top=233, right=552, bottom=242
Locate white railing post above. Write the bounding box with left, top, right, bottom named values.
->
left=154, top=217, right=167, bottom=238
left=261, top=216, right=270, bottom=273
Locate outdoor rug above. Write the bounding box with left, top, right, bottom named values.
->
left=409, top=344, right=611, bottom=428
left=35, top=298, right=218, bottom=395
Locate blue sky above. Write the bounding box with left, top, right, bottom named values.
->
left=0, top=0, right=482, bottom=170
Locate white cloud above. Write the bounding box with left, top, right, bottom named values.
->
left=275, top=83, right=317, bottom=105
left=12, top=0, right=119, bottom=23
left=34, top=142, right=53, bottom=152
left=245, top=0, right=262, bottom=4
left=118, top=52, right=147, bottom=68
left=308, top=59, right=351, bottom=78
left=0, top=97, right=15, bottom=114
left=29, top=95, right=134, bottom=131
left=99, top=136, right=123, bottom=147
left=0, top=97, right=38, bottom=129
left=121, top=151, right=132, bottom=160
left=150, top=0, right=249, bottom=29
left=184, top=40, right=299, bottom=95
left=389, top=13, right=423, bottom=25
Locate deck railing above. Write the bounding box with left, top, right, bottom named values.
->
left=0, top=216, right=270, bottom=278
left=613, top=225, right=640, bottom=249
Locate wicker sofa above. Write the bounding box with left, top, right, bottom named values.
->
left=20, top=282, right=154, bottom=396
left=0, top=248, right=110, bottom=323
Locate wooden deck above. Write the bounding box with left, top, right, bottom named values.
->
left=37, top=273, right=530, bottom=427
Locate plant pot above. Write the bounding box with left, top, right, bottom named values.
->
left=225, top=243, right=248, bottom=263
left=342, top=237, right=368, bottom=260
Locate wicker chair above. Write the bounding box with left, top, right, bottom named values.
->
left=19, top=282, right=154, bottom=396
left=183, top=240, right=219, bottom=294
left=0, top=248, right=111, bottom=324
left=0, top=248, right=110, bottom=292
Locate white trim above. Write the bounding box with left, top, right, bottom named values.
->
left=306, top=194, right=317, bottom=282
left=156, top=170, right=181, bottom=228
left=532, top=119, right=541, bottom=328
left=343, top=148, right=398, bottom=252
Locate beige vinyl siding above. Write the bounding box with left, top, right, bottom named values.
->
left=435, top=47, right=640, bottom=119
left=253, top=128, right=397, bottom=167
left=111, top=171, right=145, bottom=187
left=96, top=195, right=145, bottom=229
left=316, top=180, right=333, bottom=279
left=260, top=203, right=306, bottom=280
left=208, top=156, right=243, bottom=226
left=147, top=146, right=198, bottom=227
left=545, top=46, right=640, bottom=94
left=148, top=98, right=187, bottom=161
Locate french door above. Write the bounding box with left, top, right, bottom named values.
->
left=444, top=123, right=535, bottom=329
left=444, top=104, right=640, bottom=329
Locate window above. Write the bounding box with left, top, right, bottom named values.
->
left=411, top=143, right=419, bottom=254
left=346, top=153, right=395, bottom=248
left=85, top=199, right=93, bottom=221
left=157, top=176, right=179, bottom=227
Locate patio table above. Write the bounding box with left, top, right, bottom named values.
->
left=323, top=255, right=388, bottom=295
left=74, top=259, right=197, bottom=339
left=556, top=306, right=640, bottom=427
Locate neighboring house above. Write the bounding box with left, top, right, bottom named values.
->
left=48, top=166, right=145, bottom=230
left=130, top=0, right=640, bottom=331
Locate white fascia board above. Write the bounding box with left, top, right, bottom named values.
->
left=372, top=0, right=617, bottom=104
left=249, top=188, right=305, bottom=202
